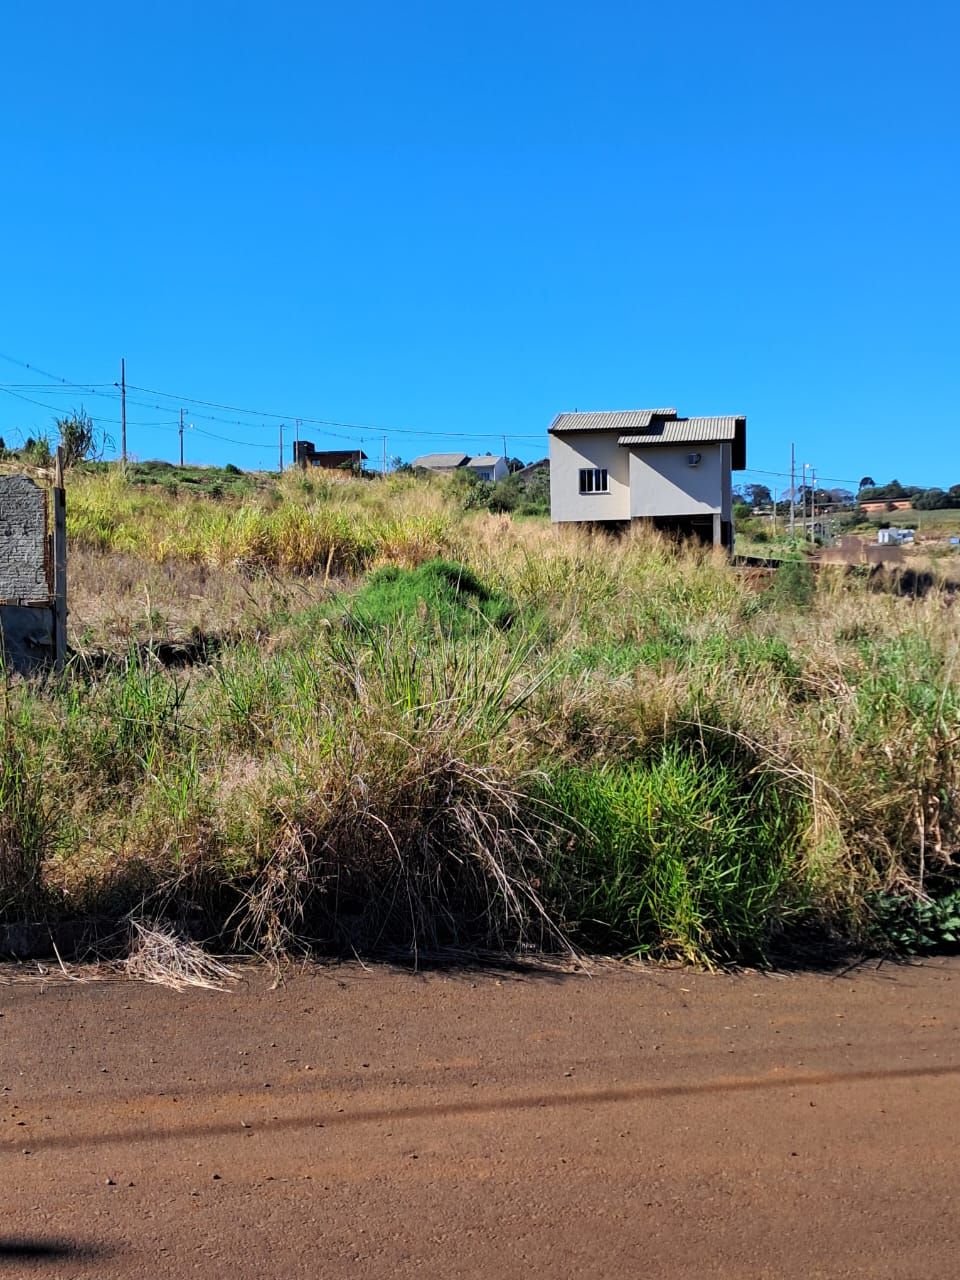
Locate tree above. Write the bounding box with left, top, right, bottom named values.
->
left=21, top=434, right=52, bottom=466
left=519, top=469, right=550, bottom=514
left=489, top=474, right=523, bottom=512
left=55, top=406, right=108, bottom=466
left=859, top=476, right=875, bottom=490
left=914, top=488, right=947, bottom=510
left=744, top=483, right=772, bottom=508
left=507, top=457, right=525, bottom=474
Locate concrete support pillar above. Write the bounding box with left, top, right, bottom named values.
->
left=712, top=512, right=722, bottom=548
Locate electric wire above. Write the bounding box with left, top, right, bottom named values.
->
left=1, top=351, right=877, bottom=476
left=0, top=386, right=177, bottom=428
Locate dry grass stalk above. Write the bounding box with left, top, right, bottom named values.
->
left=121, top=918, right=237, bottom=990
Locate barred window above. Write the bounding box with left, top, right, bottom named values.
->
left=579, top=467, right=608, bottom=494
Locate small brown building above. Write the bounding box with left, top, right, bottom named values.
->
left=293, top=441, right=367, bottom=470
left=859, top=499, right=913, bottom=513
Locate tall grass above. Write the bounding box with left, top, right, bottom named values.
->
left=66, top=467, right=459, bottom=575
left=541, top=740, right=812, bottom=964
left=0, top=467, right=957, bottom=962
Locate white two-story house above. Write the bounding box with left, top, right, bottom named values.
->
left=548, top=408, right=746, bottom=551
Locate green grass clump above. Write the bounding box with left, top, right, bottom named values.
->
left=345, top=560, right=516, bottom=636
left=764, top=557, right=817, bottom=610
left=0, top=696, right=57, bottom=921
left=540, top=739, right=811, bottom=964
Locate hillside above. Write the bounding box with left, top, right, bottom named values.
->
left=2, top=464, right=959, bottom=964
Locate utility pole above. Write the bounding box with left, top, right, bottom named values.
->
left=179, top=408, right=184, bottom=467
left=295, top=418, right=301, bottom=464
left=789, top=443, right=796, bottom=540
left=811, top=468, right=818, bottom=541
left=502, top=434, right=507, bottom=459
left=382, top=434, right=387, bottom=476
left=120, top=357, right=127, bottom=463
left=279, top=423, right=284, bottom=473
left=802, top=463, right=810, bottom=540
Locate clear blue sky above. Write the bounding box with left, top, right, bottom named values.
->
left=2, top=0, right=958, bottom=490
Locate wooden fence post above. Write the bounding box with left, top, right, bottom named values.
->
left=52, top=448, right=67, bottom=672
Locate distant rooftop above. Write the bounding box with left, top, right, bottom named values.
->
left=412, top=452, right=470, bottom=469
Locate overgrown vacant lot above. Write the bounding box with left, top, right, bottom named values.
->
left=2, top=465, right=959, bottom=964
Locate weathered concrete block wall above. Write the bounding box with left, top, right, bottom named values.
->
left=0, top=604, right=54, bottom=674
left=0, top=475, right=48, bottom=602
left=0, top=475, right=58, bottom=674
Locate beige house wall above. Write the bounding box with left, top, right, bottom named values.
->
left=549, top=432, right=733, bottom=526
left=549, top=432, right=631, bottom=522
left=627, top=442, right=727, bottom=518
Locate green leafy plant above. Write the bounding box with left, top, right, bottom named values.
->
left=871, top=891, right=960, bottom=953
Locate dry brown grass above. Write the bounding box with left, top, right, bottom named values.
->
left=1, top=467, right=958, bottom=963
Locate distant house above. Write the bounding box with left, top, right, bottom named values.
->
left=515, top=457, right=549, bottom=480
left=878, top=527, right=915, bottom=545
left=412, top=452, right=471, bottom=473
left=294, top=441, right=367, bottom=470
left=465, top=455, right=509, bottom=483
left=548, top=408, right=746, bottom=550
left=859, top=499, right=914, bottom=513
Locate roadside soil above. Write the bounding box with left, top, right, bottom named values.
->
left=2, top=957, right=959, bottom=1279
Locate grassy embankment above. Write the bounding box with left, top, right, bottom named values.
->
left=2, top=464, right=959, bottom=964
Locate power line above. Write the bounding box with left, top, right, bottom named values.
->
left=0, top=350, right=106, bottom=388
left=741, top=466, right=862, bottom=488
left=7, top=350, right=879, bottom=476
left=0, top=387, right=178, bottom=428
left=5, top=375, right=539, bottom=446
left=191, top=425, right=275, bottom=449
left=0, top=349, right=546, bottom=445
left=0, top=383, right=115, bottom=391
left=123, top=381, right=545, bottom=441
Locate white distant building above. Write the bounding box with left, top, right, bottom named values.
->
left=465, top=455, right=509, bottom=483
left=878, top=527, right=915, bottom=546
left=547, top=408, right=746, bottom=551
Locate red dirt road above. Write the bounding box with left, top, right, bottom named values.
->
left=2, top=959, right=959, bottom=1278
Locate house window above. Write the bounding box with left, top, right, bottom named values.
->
left=579, top=467, right=608, bottom=495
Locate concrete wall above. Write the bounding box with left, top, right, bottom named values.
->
left=0, top=473, right=66, bottom=674
left=0, top=475, right=47, bottom=602
left=0, top=604, right=54, bottom=674
left=627, top=443, right=726, bottom=519
left=549, top=432, right=631, bottom=522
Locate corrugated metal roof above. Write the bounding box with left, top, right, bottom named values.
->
left=466, top=455, right=506, bottom=466
left=412, top=453, right=470, bottom=468
left=548, top=409, right=678, bottom=433
left=619, top=415, right=747, bottom=469
left=618, top=416, right=743, bottom=446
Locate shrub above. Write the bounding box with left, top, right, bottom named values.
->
left=765, top=558, right=816, bottom=610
